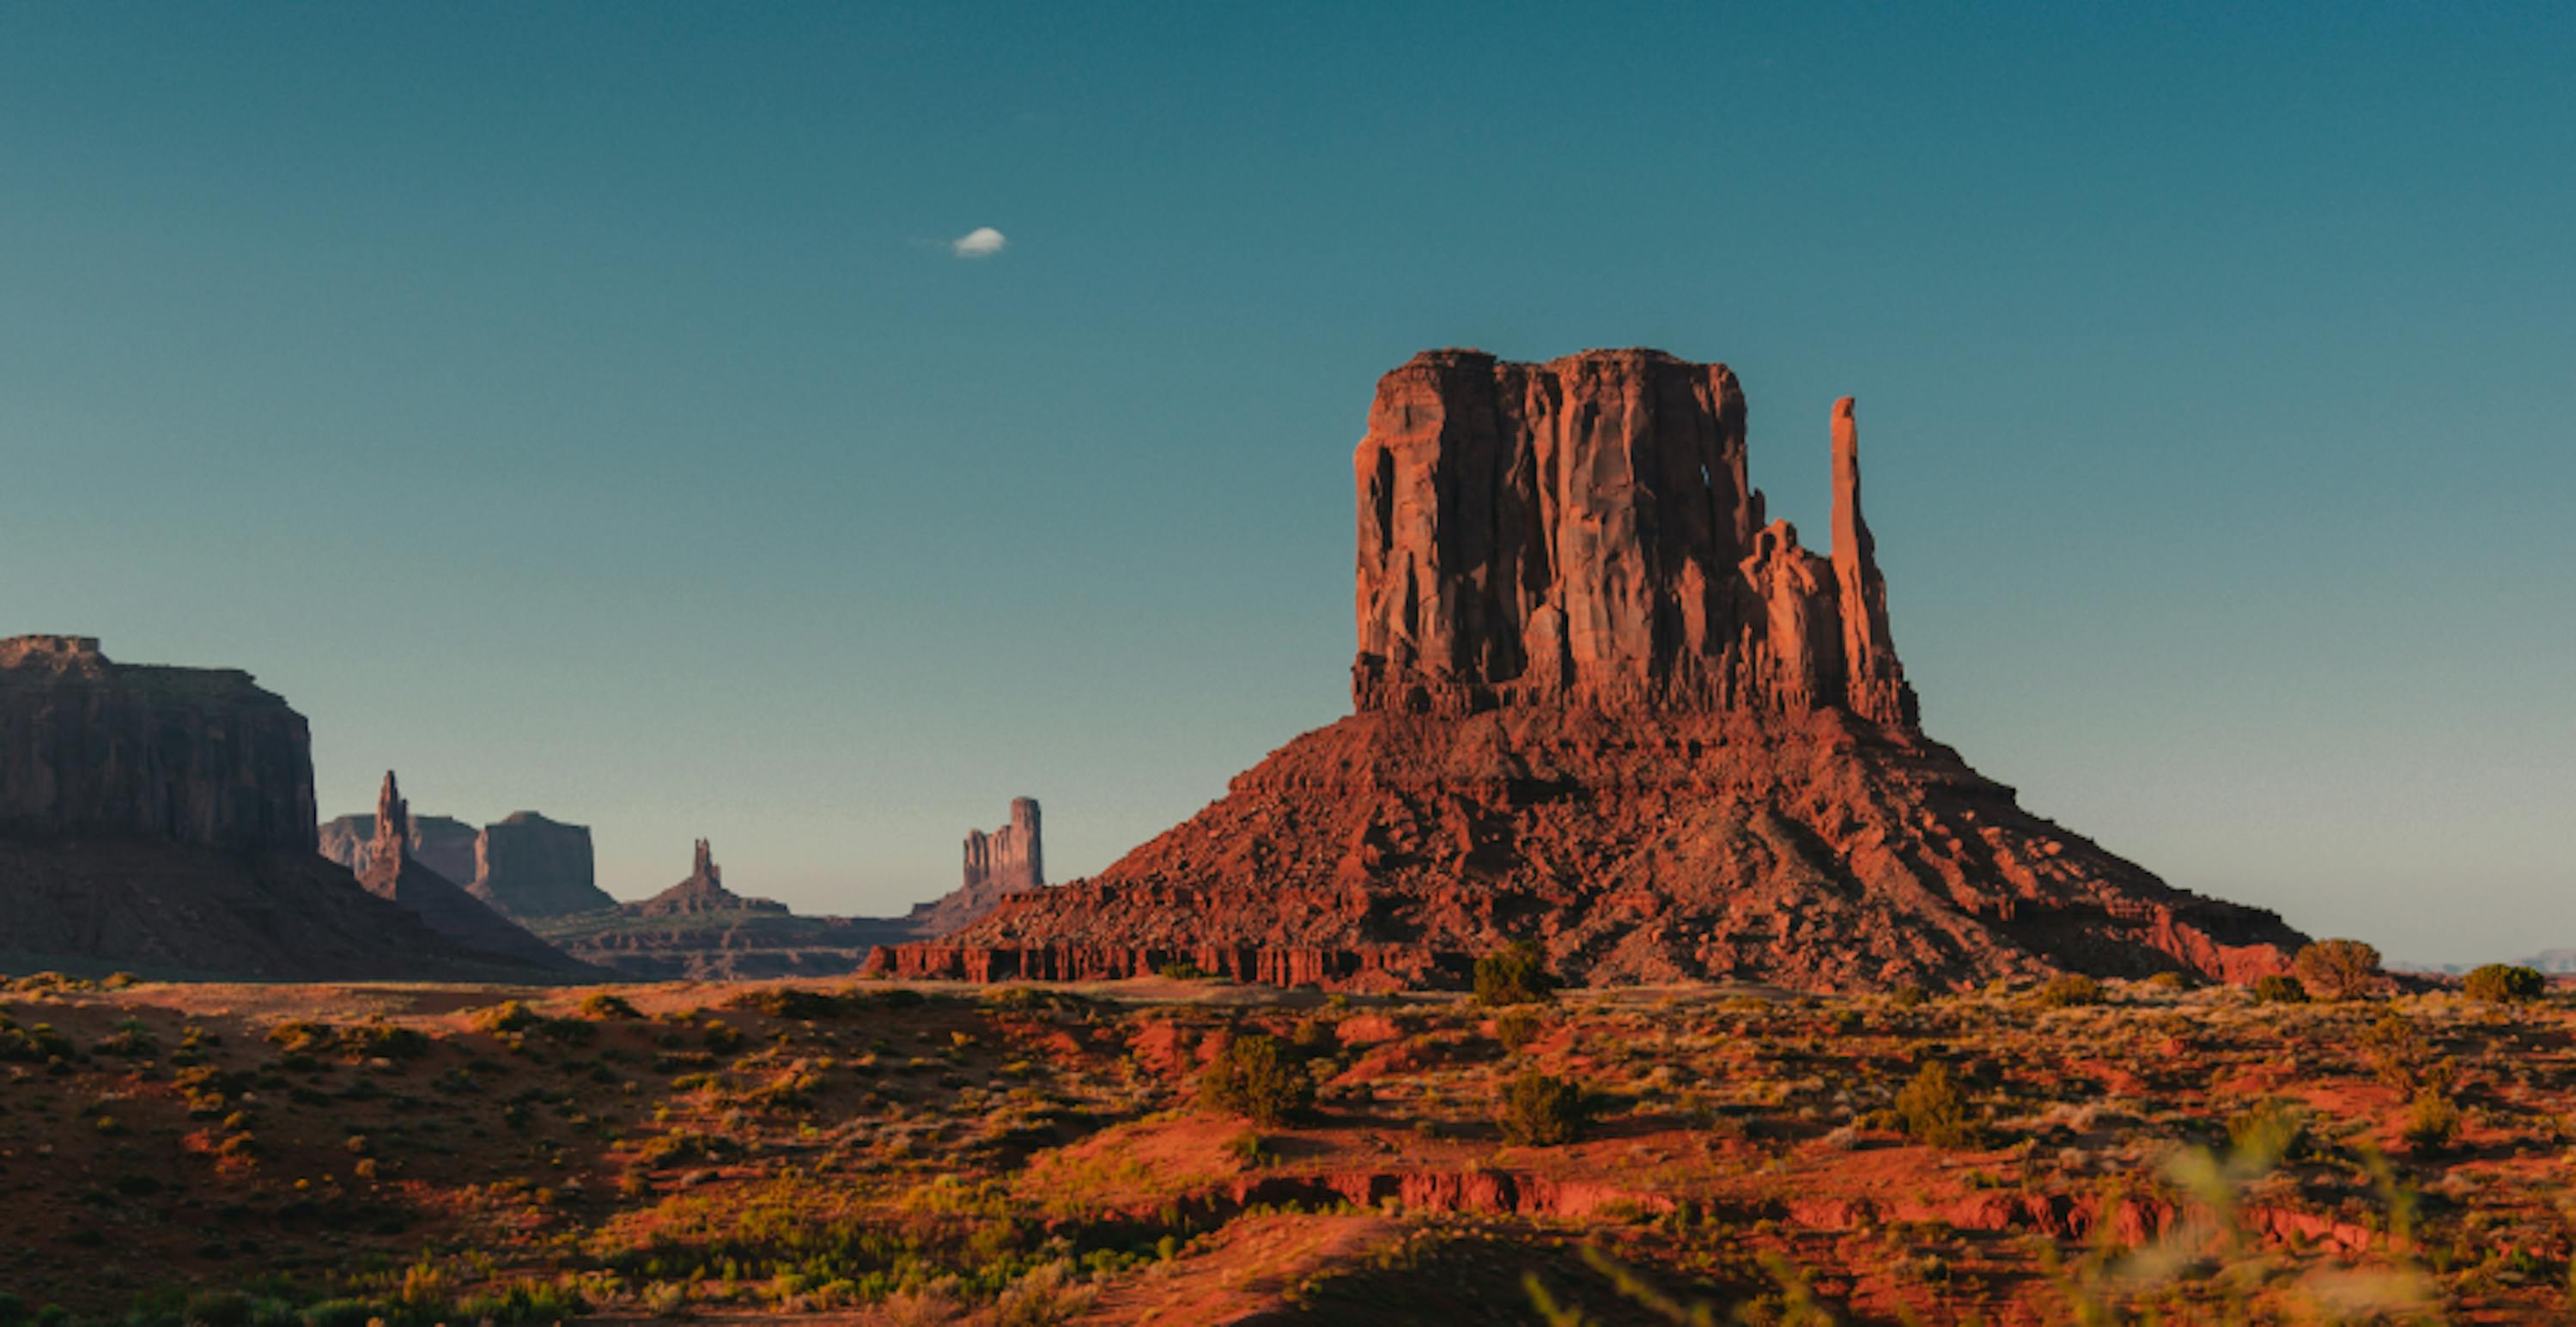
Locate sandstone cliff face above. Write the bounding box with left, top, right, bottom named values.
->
left=1352, top=351, right=1913, bottom=726
left=908, top=798, right=1048, bottom=937
left=318, top=812, right=477, bottom=883
left=471, top=812, right=613, bottom=918
left=354, top=772, right=589, bottom=973
left=883, top=349, right=2301, bottom=991
left=0, top=636, right=318, bottom=850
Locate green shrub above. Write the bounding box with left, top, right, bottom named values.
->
left=1498, top=1070, right=1589, bottom=1146
left=1493, top=1007, right=1546, bottom=1050
left=1473, top=941, right=1556, bottom=1007
left=1156, top=963, right=1213, bottom=981
left=1894, top=1061, right=1972, bottom=1148
left=469, top=1001, right=544, bottom=1035
left=2251, top=974, right=2308, bottom=1005
left=2144, top=971, right=2189, bottom=991
left=2463, top=964, right=2545, bottom=1005
left=2033, top=974, right=2104, bottom=1008
left=1198, top=1033, right=1314, bottom=1126
left=2403, top=1089, right=2462, bottom=1151
left=2293, top=939, right=2382, bottom=1001
left=579, top=992, right=643, bottom=1020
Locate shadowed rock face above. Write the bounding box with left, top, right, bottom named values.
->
left=471, top=812, right=613, bottom=918
left=0, top=636, right=317, bottom=850
left=0, top=638, right=578, bottom=980
left=318, top=813, right=477, bottom=883
left=353, top=772, right=590, bottom=973
left=880, top=350, right=2304, bottom=991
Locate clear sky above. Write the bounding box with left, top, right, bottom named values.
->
left=2, top=3, right=2568, bottom=964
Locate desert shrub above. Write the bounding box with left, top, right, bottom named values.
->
left=0, top=1017, right=77, bottom=1063
left=1498, top=1070, right=1590, bottom=1146
left=579, top=992, right=643, bottom=1020
left=2293, top=939, right=2382, bottom=1001
left=470, top=1001, right=543, bottom=1035
left=2144, top=971, right=2188, bottom=991
left=1894, top=1062, right=1972, bottom=1148
left=2403, top=1089, right=2463, bottom=1151
left=1473, top=940, right=1557, bottom=1007
left=2463, top=964, right=2545, bottom=1005
left=265, top=1020, right=335, bottom=1054
left=1886, top=985, right=1930, bottom=1008
left=1198, top=1033, right=1314, bottom=1126
left=1494, top=1007, right=1546, bottom=1050
left=2227, top=1099, right=2310, bottom=1160
left=99, top=971, right=139, bottom=991
left=2033, top=974, right=2104, bottom=1008
left=2251, top=974, right=2307, bottom=1005
left=1156, top=963, right=1212, bottom=981
left=702, top=1020, right=746, bottom=1053
left=726, top=987, right=865, bottom=1019
left=93, top=1018, right=159, bottom=1058
left=340, top=1018, right=430, bottom=1059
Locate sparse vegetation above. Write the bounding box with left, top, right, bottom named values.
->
left=2293, top=937, right=2383, bottom=1000
left=1498, top=1070, right=1589, bottom=1146
left=2464, top=963, right=2545, bottom=1005
left=1198, top=1032, right=1315, bottom=1126
left=1473, top=940, right=1557, bottom=1007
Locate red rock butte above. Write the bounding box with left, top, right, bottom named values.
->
left=876, top=349, right=2305, bottom=991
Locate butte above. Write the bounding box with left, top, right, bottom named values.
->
left=878, top=349, right=2306, bottom=991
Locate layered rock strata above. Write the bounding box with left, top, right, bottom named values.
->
left=880, top=349, right=2304, bottom=990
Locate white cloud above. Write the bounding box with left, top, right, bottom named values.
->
left=950, top=227, right=1007, bottom=258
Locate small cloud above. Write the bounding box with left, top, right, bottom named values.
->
left=950, top=227, right=1007, bottom=258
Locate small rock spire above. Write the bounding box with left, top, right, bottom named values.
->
left=374, top=771, right=409, bottom=854
left=691, top=837, right=720, bottom=885
left=1828, top=399, right=1915, bottom=727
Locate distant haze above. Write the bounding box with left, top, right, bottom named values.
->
left=1, top=5, right=2567, bottom=963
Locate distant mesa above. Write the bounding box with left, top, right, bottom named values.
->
left=0, top=636, right=577, bottom=981
left=905, top=798, right=1046, bottom=938
left=351, top=772, right=592, bottom=974
left=321, top=807, right=611, bottom=921
left=881, top=349, right=2307, bottom=991
left=625, top=839, right=789, bottom=917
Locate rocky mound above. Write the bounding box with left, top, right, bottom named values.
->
left=625, top=840, right=787, bottom=917
left=0, top=636, right=574, bottom=981
left=881, top=350, right=2305, bottom=990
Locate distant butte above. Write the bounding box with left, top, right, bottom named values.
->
left=878, top=349, right=2306, bottom=991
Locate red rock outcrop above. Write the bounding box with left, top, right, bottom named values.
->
left=0, top=637, right=578, bottom=980
left=881, top=350, right=2303, bottom=990
left=1351, top=350, right=1912, bottom=726
left=354, top=772, right=591, bottom=973
left=904, top=798, right=1048, bottom=937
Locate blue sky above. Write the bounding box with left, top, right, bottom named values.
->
left=2, top=3, right=2567, bottom=962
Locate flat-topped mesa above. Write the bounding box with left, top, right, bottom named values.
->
left=0, top=635, right=319, bottom=850
left=471, top=812, right=612, bottom=919
left=1352, top=350, right=1915, bottom=726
